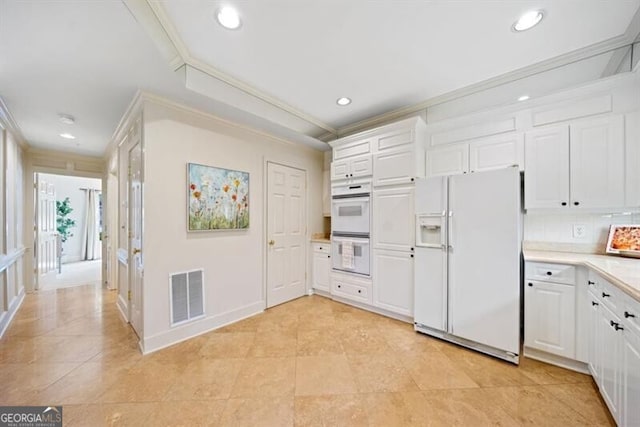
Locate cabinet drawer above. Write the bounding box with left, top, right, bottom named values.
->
left=622, top=294, right=640, bottom=337
left=312, top=242, right=330, bottom=254
left=332, top=277, right=371, bottom=304
left=526, top=262, right=576, bottom=285
left=594, top=276, right=622, bottom=314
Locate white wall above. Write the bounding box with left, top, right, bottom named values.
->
left=141, top=101, right=324, bottom=351
left=39, top=173, right=102, bottom=263
left=524, top=212, right=640, bottom=252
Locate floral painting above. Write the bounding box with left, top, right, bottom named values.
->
left=188, top=163, right=249, bottom=231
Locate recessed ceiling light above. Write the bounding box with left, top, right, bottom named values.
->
left=216, top=6, right=241, bottom=30
left=336, top=97, right=352, bottom=106
left=58, top=114, right=75, bottom=125
left=512, top=10, right=544, bottom=32
left=59, top=133, right=76, bottom=140
left=518, top=95, right=530, bottom=101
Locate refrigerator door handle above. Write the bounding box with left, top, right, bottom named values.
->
left=440, top=214, right=447, bottom=250
left=447, top=211, right=453, bottom=251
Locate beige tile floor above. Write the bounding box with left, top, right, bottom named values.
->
left=0, top=284, right=614, bottom=426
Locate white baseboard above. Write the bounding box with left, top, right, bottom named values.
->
left=330, top=295, right=413, bottom=324
left=523, top=346, right=590, bottom=374
left=0, top=287, right=26, bottom=339
left=141, top=301, right=265, bottom=354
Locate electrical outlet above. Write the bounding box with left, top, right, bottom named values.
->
left=573, top=224, right=587, bottom=238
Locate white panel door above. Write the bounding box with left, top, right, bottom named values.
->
left=448, top=167, right=521, bottom=354
left=35, top=174, right=57, bottom=287
left=267, top=162, right=306, bottom=307
left=570, top=115, right=625, bottom=208
left=373, top=249, right=414, bottom=316
left=331, top=160, right=349, bottom=181
left=373, top=148, right=416, bottom=186
left=524, top=126, right=570, bottom=209
left=128, top=138, right=143, bottom=338
left=588, top=294, right=601, bottom=381
left=414, top=245, right=447, bottom=331
left=372, top=186, right=414, bottom=251
left=524, top=281, right=576, bottom=358
left=469, top=133, right=523, bottom=173
left=426, top=144, right=468, bottom=177
left=350, top=156, right=372, bottom=178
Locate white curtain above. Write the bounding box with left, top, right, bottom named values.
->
left=81, top=189, right=100, bottom=260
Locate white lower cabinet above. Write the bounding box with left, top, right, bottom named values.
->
left=524, top=279, right=576, bottom=358
left=311, top=243, right=331, bottom=292
left=586, top=273, right=640, bottom=427
left=331, top=271, right=372, bottom=305
left=598, top=302, right=623, bottom=421
left=622, top=328, right=640, bottom=427
left=372, top=249, right=414, bottom=316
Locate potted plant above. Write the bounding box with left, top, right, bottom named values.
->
left=56, top=197, right=76, bottom=271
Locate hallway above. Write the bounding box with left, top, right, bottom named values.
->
left=0, top=286, right=614, bottom=426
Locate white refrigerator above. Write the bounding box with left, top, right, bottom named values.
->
left=414, top=167, right=522, bottom=364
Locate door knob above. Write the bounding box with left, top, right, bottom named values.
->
left=268, top=240, right=275, bottom=246
left=132, top=248, right=141, bottom=255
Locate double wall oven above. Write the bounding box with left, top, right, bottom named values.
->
left=331, top=182, right=371, bottom=276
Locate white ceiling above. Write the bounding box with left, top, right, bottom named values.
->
left=0, top=0, right=639, bottom=157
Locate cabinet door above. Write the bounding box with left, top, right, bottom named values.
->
left=524, top=126, right=570, bottom=209
left=598, top=303, right=622, bottom=422
left=373, top=249, right=414, bottom=316
left=622, top=329, right=640, bottom=427
left=350, top=156, right=372, bottom=178
left=426, top=144, right=468, bottom=177
left=524, top=280, right=576, bottom=358
left=331, top=160, right=350, bottom=181
left=570, top=116, right=625, bottom=208
left=588, top=295, right=601, bottom=381
left=469, top=133, right=523, bottom=173
left=312, top=251, right=331, bottom=292
left=373, top=148, right=417, bottom=187
left=372, top=187, right=414, bottom=251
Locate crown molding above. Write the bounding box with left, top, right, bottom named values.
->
left=0, top=97, right=28, bottom=149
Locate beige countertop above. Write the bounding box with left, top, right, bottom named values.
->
left=524, top=249, right=640, bottom=302
left=310, top=238, right=331, bottom=244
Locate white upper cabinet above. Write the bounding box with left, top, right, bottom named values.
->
left=426, top=133, right=523, bottom=178
left=569, top=116, right=625, bottom=208
left=373, top=148, right=419, bottom=186
left=469, top=133, right=523, bottom=173
left=331, top=155, right=372, bottom=181
left=524, top=126, right=571, bottom=209
left=524, top=115, right=625, bottom=210
left=426, top=143, right=468, bottom=177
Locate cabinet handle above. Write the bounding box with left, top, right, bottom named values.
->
left=602, top=292, right=610, bottom=298
left=588, top=280, right=595, bottom=285
left=410, top=178, right=415, bottom=182
left=410, top=247, right=414, bottom=251
left=337, top=284, right=341, bottom=289
left=528, top=282, right=533, bottom=287
left=357, top=289, right=362, bottom=294
left=410, top=254, right=414, bottom=258
left=319, top=247, right=322, bottom=250
left=561, top=202, right=567, bottom=206
left=574, top=201, right=580, bottom=206
left=327, top=255, right=330, bottom=258
left=350, top=173, right=353, bottom=177
left=625, top=311, right=636, bottom=318
left=610, top=321, right=624, bottom=331
left=592, top=301, right=599, bottom=306
left=546, top=271, right=552, bottom=276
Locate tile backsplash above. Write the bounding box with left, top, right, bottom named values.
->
left=524, top=212, right=640, bottom=250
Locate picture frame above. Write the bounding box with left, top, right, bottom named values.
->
left=187, top=163, right=250, bottom=231
left=605, top=224, right=640, bottom=258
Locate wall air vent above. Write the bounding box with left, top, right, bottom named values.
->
left=170, top=269, right=205, bottom=326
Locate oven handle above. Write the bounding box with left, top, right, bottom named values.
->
left=332, top=193, right=370, bottom=200
left=332, top=236, right=370, bottom=244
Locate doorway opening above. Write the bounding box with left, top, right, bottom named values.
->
left=35, top=172, right=103, bottom=291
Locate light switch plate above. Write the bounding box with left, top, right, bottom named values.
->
left=572, top=224, right=587, bottom=238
